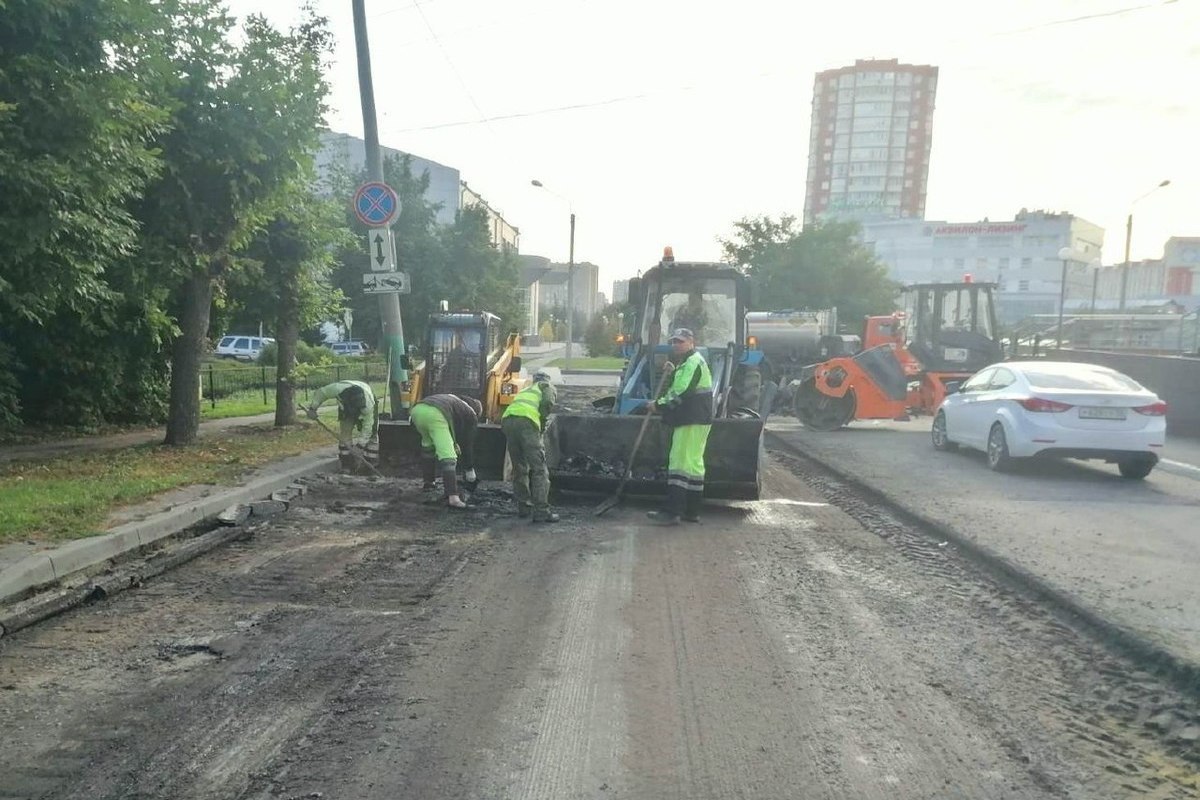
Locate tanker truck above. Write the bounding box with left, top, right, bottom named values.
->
left=745, top=309, right=860, bottom=416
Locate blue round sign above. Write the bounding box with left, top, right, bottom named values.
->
left=353, top=181, right=401, bottom=227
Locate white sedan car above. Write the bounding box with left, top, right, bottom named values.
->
left=931, top=361, right=1167, bottom=479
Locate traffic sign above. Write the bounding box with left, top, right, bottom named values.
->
left=353, top=181, right=401, bottom=227
left=369, top=228, right=396, bottom=271
left=362, top=271, right=410, bottom=295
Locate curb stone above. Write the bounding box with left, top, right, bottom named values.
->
left=0, top=451, right=338, bottom=609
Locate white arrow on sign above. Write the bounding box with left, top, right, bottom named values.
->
left=363, top=271, right=411, bottom=295
left=369, top=228, right=396, bottom=272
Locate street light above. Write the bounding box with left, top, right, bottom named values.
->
left=531, top=179, right=576, bottom=362
left=1086, top=257, right=1103, bottom=314
left=1119, top=179, right=1171, bottom=311
left=1057, top=247, right=1089, bottom=350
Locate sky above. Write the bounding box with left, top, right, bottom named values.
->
left=226, top=0, right=1199, bottom=295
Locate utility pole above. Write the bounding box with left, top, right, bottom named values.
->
left=567, top=212, right=576, bottom=363
left=1118, top=212, right=1133, bottom=312
left=352, top=0, right=407, bottom=416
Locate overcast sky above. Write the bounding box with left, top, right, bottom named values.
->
left=226, top=0, right=1198, bottom=294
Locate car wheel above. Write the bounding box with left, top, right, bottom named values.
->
left=1117, top=456, right=1155, bottom=480
left=986, top=423, right=1012, bottom=472
left=931, top=411, right=957, bottom=452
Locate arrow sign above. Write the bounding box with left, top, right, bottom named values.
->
left=368, top=228, right=396, bottom=272
left=363, top=271, right=410, bottom=295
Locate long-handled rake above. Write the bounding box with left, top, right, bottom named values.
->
left=300, top=406, right=384, bottom=479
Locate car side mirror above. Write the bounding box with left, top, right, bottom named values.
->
left=509, top=356, right=522, bottom=374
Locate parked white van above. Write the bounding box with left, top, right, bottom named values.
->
left=215, top=335, right=274, bottom=361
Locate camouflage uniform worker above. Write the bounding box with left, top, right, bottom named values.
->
left=306, top=380, right=377, bottom=465
left=501, top=370, right=559, bottom=523
left=648, top=328, right=713, bottom=525
left=410, top=393, right=483, bottom=509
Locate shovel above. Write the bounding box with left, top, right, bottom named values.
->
left=301, top=406, right=385, bottom=479
left=593, top=366, right=674, bottom=516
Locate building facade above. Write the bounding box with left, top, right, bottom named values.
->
left=538, top=262, right=601, bottom=322
left=805, top=59, right=938, bottom=226
left=1092, top=236, right=1200, bottom=312
left=861, top=210, right=1105, bottom=322
left=612, top=279, right=630, bottom=306
left=460, top=182, right=520, bottom=251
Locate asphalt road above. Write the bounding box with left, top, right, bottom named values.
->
left=1, top=463, right=1197, bottom=798
left=769, top=417, right=1200, bottom=667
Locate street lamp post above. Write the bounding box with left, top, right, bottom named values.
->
left=531, top=179, right=576, bottom=362
left=1087, top=257, right=1102, bottom=314
left=1118, top=179, right=1171, bottom=311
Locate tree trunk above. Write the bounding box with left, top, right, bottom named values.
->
left=274, top=265, right=300, bottom=427
left=164, top=270, right=214, bottom=446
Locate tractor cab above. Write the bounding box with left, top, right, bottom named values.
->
left=903, top=281, right=1002, bottom=374
left=406, top=311, right=507, bottom=409
left=615, top=249, right=762, bottom=416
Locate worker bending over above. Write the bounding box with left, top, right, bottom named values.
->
left=647, top=328, right=712, bottom=525
left=306, top=380, right=378, bottom=464
left=501, top=370, right=559, bottom=523
left=410, top=393, right=482, bottom=509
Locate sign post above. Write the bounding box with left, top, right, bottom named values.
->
left=352, top=0, right=408, bottom=417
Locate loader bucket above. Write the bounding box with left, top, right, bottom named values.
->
left=545, top=414, right=764, bottom=500
left=377, top=420, right=509, bottom=481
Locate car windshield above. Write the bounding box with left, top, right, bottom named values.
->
left=1023, top=366, right=1144, bottom=392
left=219, top=336, right=235, bottom=347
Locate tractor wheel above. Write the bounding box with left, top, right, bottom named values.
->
left=794, top=377, right=856, bottom=431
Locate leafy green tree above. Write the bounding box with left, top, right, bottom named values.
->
left=236, top=189, right=350, bottom=427
left=132, top=4, right=332, bottom=445
left=0, top=0, right=169, bottom=428
left=584, top=302, right=634, bottom=358
left=721, top=216, right=897, bottom=327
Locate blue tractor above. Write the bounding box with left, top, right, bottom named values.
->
left=545, top=249, right=766, bottom=500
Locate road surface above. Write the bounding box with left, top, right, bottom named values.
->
left=769, top=417, right=1200, bottom=667
left=1, top=457, right=1197, bottom=798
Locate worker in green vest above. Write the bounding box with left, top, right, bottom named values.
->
left=305, top=380, right=378, bottom=467
left=646, top=328, right=713, bottom=525
left=502, top=370, right=559, bottom=523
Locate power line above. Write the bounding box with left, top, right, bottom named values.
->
left=998, top=0, right=1179, bottom=35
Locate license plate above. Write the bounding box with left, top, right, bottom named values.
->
left=943, top=347, right=969, bottom=362
left=1079, top=406, right=1126, bottom=420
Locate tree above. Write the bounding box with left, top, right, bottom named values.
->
left=0, top=0, right=168, bottom=428
left=133, top=4, right=332, bottom=445
left=238, top=189, right=349, bottom=427
left=721, top=216, right=897, bottom=327
left=584, top=302, right=633, bottom=358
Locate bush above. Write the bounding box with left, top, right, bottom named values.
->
left=258, top=340, right=338, bottom=367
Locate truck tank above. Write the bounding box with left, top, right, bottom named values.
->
left=746, top=309, right=836, bottom=365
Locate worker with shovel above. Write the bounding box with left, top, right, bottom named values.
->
left=501, top=370, right=559, bottom=523
left=305, top=380, right=378, bottom=470
left=646, top=328, right=713, bottom=525
left=410, top=393, right=482, bottom=509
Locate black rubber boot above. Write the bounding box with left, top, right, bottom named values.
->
left=420, top=452, right=437, bottom=491
left=648, top=485, right=686, bottom=526
left=442, top=467, right=465, bottom=508
left=683, top=490, right=702, bottom=523
left=533, top=511, right=560, bottom=523
left=516, top=504, right=532, bottom=518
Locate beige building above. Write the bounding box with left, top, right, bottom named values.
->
left=460, top=182, right=520, bottom=252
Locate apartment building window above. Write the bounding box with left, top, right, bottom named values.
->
left=1021, top=257, right=1032, bottom=269
left=999, top=257, right=1010, bottom=270
left=976, top=258, right=988, bottom=270
left=1018, top=280, right=1030, bottom=291
left=953, top=258, right=965, bottom=269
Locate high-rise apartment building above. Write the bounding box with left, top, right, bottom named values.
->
left=804, top=59, right=938, bottom=226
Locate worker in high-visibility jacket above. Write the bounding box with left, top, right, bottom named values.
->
left=501, top=370, right=559, bottom=523
left=306, top=380, right=378, bottom=467
left=646, top=328, right=713, bottom=525
left=411, top=393, right=483, bottom=509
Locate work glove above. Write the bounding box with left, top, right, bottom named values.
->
left=305, top=406, right=319, bottom=421
left=454, top=443, right=462, bottom=457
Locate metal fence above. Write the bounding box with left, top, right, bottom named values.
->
left=202, top=360, right=391, bottom=408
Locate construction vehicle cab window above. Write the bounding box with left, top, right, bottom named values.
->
left=656, top=281, right=738, bottom=349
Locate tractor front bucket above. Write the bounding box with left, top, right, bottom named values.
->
left=544, top=414, right=763, bottom=500
left=377, top=420, right=509, bottom=480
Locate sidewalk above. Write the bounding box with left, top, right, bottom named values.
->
left=0, top=413, right=276, bottom=465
